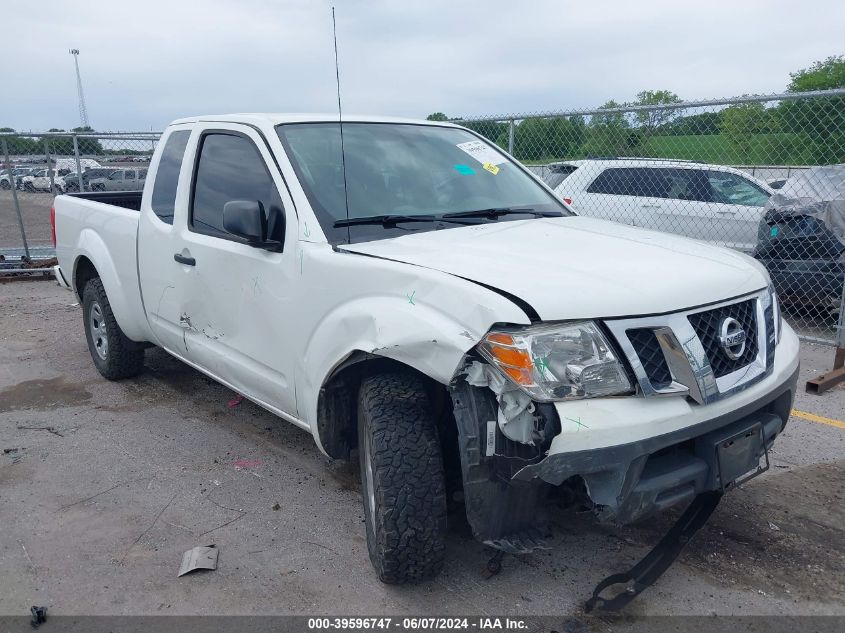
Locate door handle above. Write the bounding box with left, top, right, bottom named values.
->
left=174, top=253, right=196, bottom=266
left=641, top=204, right=662, bottom=209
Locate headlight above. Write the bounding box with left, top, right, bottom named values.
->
left=477, top=321, right=632, bottom=402
left=770, top=287, right=782, bottom=344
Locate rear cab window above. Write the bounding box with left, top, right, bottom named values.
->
left=150, top=130, right=190, bottom=224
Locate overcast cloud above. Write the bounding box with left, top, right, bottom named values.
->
left=4, top=0, right=844, bottom=131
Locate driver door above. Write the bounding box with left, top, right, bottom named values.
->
left=166, top=124, right=299, bottom=417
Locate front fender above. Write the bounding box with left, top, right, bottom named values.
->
left=295, top=253, right=532, bottom=440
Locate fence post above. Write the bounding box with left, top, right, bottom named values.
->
left=1, top=137, right=30, bottom=259
left=508, top=120, right=515, bottom=155
left=805, top=279, right=845, bottom=394
left=44, top=138, right=55, bottom=192
left=72, top=135, right=85, bottom=192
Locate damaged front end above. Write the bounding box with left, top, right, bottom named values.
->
left=448, top=319, right=796, bottom=553
left=448, top=319, right=635, bottom=551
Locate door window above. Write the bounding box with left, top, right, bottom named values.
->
left=659, top=169, right=712, bottom=202
left=707, top=171, right=770, bottom=206
left=190, top=132, right=284, bottom=241
left=587, top=167, right=667, bottom=197
left=125, top=170, right=136, bottom=180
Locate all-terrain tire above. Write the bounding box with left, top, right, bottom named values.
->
left=358, top=372, right=447, bottom=584
left=82, top=277, right=144, bottom=380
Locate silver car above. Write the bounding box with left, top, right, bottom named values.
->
left=90, top=167, right=147, bottom=192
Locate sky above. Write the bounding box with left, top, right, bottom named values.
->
left=4, top=0, right=844, bottom=132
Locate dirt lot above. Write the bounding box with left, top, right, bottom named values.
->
left=0, top=190, right=54, bottom=249
left=0, top=280, right=843, bottom=617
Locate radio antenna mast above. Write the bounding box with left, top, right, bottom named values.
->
left=69, top=49, right=90, bottom=128
left=332, top=7, right=351, bottom=242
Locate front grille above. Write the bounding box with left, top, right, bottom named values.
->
left=688, top=299, right=758, bottom=378
left=627, top=328, right=672, bottom=389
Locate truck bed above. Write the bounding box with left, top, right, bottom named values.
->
left=67, top=190, right=142, bottom=212
left=54, top=190, right=152, bottom=342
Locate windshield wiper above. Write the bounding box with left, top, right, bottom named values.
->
left=334, top=214, right=482, bottom=228
left=441, top=207, right=562, bottom=219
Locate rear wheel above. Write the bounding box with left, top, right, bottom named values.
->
left=82, top=277, right=144, bottom=380
left=357, top=372, right=447, bottom=583
left=0, top=180, right=10, bottom=190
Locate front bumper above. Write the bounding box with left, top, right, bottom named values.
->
left=513, top=324, right=800, bottom=523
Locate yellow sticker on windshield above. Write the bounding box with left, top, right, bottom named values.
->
left=483, top=162, right=500, bottom=175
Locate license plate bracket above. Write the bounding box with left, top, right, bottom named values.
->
left=715, top=422, right=769, bottom=491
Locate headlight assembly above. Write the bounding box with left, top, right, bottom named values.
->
left=477, top=321, right=632, bottom=402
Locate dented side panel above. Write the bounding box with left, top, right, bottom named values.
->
left=296, top=243, right=531, bottom=448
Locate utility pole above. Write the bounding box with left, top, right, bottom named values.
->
left=69, top=49, right=90, bottom=128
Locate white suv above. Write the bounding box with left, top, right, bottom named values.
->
left=550, top=159, right=774, bottom=252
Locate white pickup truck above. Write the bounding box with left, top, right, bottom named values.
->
left=53, top=114, right=800, bottom=585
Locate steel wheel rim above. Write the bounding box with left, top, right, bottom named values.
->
left=89, top=301, right=108, bottom=360
left=362, top=426, right=377, bottom=528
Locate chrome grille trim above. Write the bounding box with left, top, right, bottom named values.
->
left=604, top=290, right=774, bottom=405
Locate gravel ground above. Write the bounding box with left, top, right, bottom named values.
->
left=0, top=280, right=843, bottom=617
left=0, top=190, right=53, bottom=249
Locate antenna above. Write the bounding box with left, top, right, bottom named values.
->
left=332, top=7, right=351, bottom=241
left=69, top=49, right=90, bottom=128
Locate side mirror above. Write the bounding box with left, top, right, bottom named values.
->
left=223, top=200, right=284, bottom=251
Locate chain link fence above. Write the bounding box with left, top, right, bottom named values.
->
left=1, top=131, right=160, bottom=262
left=2, top=89, right=844, bottom=347
left=454, top=89, right=845, bottom=347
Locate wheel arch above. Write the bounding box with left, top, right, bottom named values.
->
left=315, top=351, right=454, bottom=460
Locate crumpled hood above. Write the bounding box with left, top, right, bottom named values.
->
left=338, top=216, right=770, bottom=320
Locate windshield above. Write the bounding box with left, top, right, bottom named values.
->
left=276, top=122, right=569, bottom=243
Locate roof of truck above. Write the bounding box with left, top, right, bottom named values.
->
left=169, top=113, right=459, bottom=127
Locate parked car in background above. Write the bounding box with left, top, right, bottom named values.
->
left=64, top=168, right=120, bottom=192
left=551, top=158, right=774, bottom=252
left=13, top=167, right=43, bottom=190
left=1, top=167, right=34, bottom=189
left=24, top=169, right=67, bottom=192
left=754, top=165, right=845, bottom=310
left=20, top=169, right=44, bottom=191
left=89, top=167, right=147, bottom=191
left=54, top=158, right=101, bottom=173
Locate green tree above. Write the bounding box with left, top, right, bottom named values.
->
left=0, top=128, right=40, bottom=155
left=663, top=112, right=720, bottom=136
left=720, top=102, right=768, bottom=161
left=583, top=100, right=632, bottom=157
left=779, top=55, right=845, bottom=163
left=501, top=117, right=585, bottom=162
left=425, top=112, right=448, bottom=121
left=633, top=90, right=684, bottom=138
left=461, top=119, right=507, bottom=146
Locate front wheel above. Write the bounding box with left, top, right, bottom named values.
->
left=357, top=372, right=447, bottom=584
left=82, top=277, right=144, bottom=380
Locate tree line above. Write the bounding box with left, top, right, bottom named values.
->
left=428, top=55, right=845, bottom=165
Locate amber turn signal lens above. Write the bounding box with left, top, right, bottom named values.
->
left=502, top=366, right=533, bottom=385
left=486, top=332, right=514, bottom=345
left=488, top=344, right=533, bottom=369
